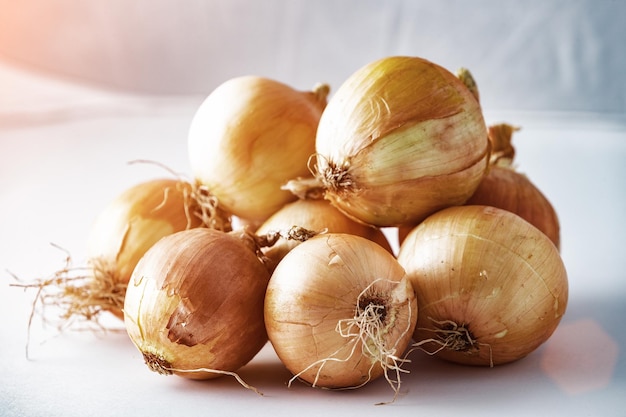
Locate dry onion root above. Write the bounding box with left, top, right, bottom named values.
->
left=188, top=76, right=330, bottom=226
left=255, top=198, right=392, bottom=273
left=397, top=205, right=568, bottom=366
left=123, top=227, right=283, bottom=393
left=11, top=178, right=212, bottom=340
left=264, top=233, right=417, bottom=404
left=285, top=56, right=490, bottom=227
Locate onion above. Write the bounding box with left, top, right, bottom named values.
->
left=255, top=198, right=392, bottom=272
left=124, top=228, right=270, bottom=387
left=286, top=56, right=490, bottom=227
left=264, top=233, right=417, bottom=402
left=13, top=178, right=207, bottom=330
left=188, top=76, right=329, bottom=224
left=397, top=205, right=568, bottom=366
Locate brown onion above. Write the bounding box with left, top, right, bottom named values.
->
left=124, top=228, right=270, bottom=383
left=265, top=233, right=417, bottom=401
left=397, top=205, right=568, bottom=366
left=287, top=56, right=490, bottom=227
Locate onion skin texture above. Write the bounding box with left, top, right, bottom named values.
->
left=255, top=198, right=392, bottom=272
left=265, top=233, right=417, bottom=389
left=397, top=205, right=568, bottom=366
left=465, top=165, right=561, bottom=249
left=398, top=166, right=561, bottom=248
left=86, top=178, right=203, bottom=318
left=124, top=228, right=270, bottom=379
left=188, top=76, right=328, bottom=223
left=314, top=56, right=490, bottom=227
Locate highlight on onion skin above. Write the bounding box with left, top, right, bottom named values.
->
left=123, top=228, right=271, bottom=381
left=309, top=56, right=490, bottom=227
left=264, top=233, right=417, bottom=400
left=188, top=76, right=329, bottom=224
left=397, top=205, right=568, bottom=366
left=255, top=198, right=393, bottom=272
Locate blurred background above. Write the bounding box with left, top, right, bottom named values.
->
left=1, top=0, right=624, bottom=114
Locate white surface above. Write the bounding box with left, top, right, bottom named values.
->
left=1, top=24, right=626, bottom=417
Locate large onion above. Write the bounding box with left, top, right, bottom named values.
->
left=289, top=56, right=490, bottom=227
left=124, top=228, right=270, bottom=381
left=397, top=205, right=568, bottom=366
left=188, top=76, right=329, bottom=224
left=265, top=233, right=417, bottom=400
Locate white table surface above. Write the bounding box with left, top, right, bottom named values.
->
left=1, top=60, right=625, bottom=417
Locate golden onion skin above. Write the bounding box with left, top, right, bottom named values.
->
left=265, top=233, right=417, bottom=389
left=124, top=228, right=271, bottom=379
left=255, top=198, right=393, bottom=272
left=397, top=205, right=568, bottom=366
left=315, top=56, right=490, bottom=227
left=188, top=76, right=328, bottom=223
left=465, top=165, right=561, bottom=249
left=86, top=178, right=203, bottom=318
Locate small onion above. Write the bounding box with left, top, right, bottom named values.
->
left=255, top=198, right=392, bottom=272
left=124, top=228, right=270, bottom=382
left=265, top=233, right=417, bottom=400
left=188, top=76, right=329, bottom=224
left=289, top=56, right=490, bottom=227
left=15, top=178, right=206, bottom=327
left=397, top=205, right=568, bottom=366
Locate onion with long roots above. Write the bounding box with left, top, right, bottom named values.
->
left=264, top=233, right=417, bottom=403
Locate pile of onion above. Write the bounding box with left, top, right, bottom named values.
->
left=188, top=76, right=329, bottom=226
left=14, top=53, right=570, bottom=402
left=397, top=205, right=568, bottom=366
left=286, top=56, right=490, bottom=227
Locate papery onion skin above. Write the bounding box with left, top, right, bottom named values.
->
left=188, top=76, right=329, bottom=223
left=465, top=165, right=561, bottom=249
left=255, top=198, right=393, bottom=272
left=314, top=56, right=490, bottom=227
left=397, top=205, right=568, bottom=366
left=124, top=228, right=270, bottom=379
left=86, top=178, right=203, bottom=318
left=397, top=166, right=561, bottom=248
left=265, top=233, right=417, bottom=389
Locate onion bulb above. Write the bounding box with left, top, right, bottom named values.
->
left=188, top=76, right=329, bottom=224
left=124, top=228, right=270, bottom=385
left=265, top=233, right=417, bottom=401
left=286, top=56, right=490, bottom=227
left=397, top=205, right=568, bottom=366
left=255, top=198, right=392, bottom=272
left=14, top=178, right=207, bottom=330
